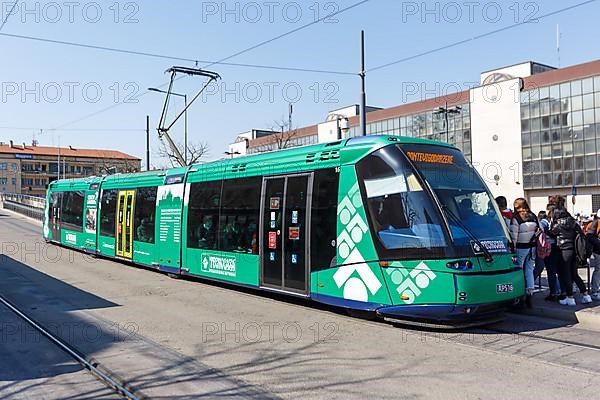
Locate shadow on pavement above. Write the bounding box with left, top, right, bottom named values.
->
left=0, top=254, right=278, bottom=399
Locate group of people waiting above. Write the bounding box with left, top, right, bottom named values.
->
left=496, top=195, right=600, bottom=307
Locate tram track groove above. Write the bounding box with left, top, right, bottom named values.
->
left=3, top=215, right=600, bottom=378
left=476, top=325, right=600, bottom=352
left=0, top=293, right=145, bottom=400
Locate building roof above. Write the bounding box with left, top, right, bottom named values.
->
left=246, top=92, right=469, bottom=149
left=0, top=143, right=140, bottom=160
left=247, top=124, right=319, bottom=147
left=523, top=59, right=600, bottom=90
left=244, top=59, right=600, bottom=150
left=348, top=90, right=470, bottom=127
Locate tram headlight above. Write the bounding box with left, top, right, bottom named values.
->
left=446, top=260, right=473, bottom=271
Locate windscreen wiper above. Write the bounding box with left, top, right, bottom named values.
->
left=441, top=205, right=494, bottom=262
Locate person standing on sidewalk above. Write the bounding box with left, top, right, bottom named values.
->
left=495, top=196, right=513, bottom=228
left=551, top=206, right=592, bottom=306
left=510, top=198, right=538, bottom=308
left=586, top=209, right=600, bottom=301
left=537, top=206, right=561, bottom=301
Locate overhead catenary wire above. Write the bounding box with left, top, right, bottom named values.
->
left=0, top=0, right=374, bottom=76
left=0, top=32, right=354, bottom=76
left=9, top=0, right=595, bottom=132
left=204, top=0, right=371, bottom=68
left=0, top=126, right=143, bottom=132
left=369, top=0, right=598, bottom=73
left=46, top=1, right=372, bottom=131
left=0, top=0, right=18, bottom=32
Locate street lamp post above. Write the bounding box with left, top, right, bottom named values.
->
left=329, top=114, right=350, bottom=140
left=336, top=116, right=350, bottom=140
left=433, top=101, right=462, bottom=143
left=148, top=87, right=188, bottom=164
left=224, top=151, right=241, bottom=159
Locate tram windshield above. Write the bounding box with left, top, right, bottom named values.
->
left=356, top=143, right=511, bottom=260
left=402, top=143, right=511, bottom=256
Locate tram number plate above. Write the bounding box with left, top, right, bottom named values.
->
left=496, top=283, right=514, bottom=293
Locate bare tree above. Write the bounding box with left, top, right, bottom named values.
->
left=122, top=158, right=139, bottom=173
left=266, top=116, right=300, bottom=152
left=157, top=140, right=210, bottom=168
left=97, top=157, right=139, bottom=175
left=97, top=158, right=119, bottom=175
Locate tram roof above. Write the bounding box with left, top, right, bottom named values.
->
left=48, top=135, right=454, bottom=189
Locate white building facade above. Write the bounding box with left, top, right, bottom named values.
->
left=230, top=59, right=600, bottom=215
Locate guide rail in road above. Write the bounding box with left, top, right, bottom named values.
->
left=0, top=294, right=143, bottom=400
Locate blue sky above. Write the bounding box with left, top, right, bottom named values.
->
left=0, top=0, right=598, bottom=166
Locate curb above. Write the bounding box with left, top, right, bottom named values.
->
left=512, top=302, right=600, bottom=331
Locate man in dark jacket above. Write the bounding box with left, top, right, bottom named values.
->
left=551, top=207, right=592, bottom=306
left=587, top=210, right=600, bottom=300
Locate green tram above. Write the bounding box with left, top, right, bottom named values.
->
left=43, top=135, right=524, bottom=324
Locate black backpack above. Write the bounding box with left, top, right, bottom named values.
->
left=575, top=232, right=593, bottom=266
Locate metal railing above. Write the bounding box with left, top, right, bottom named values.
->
left=0, top=193, right=45, bottom=221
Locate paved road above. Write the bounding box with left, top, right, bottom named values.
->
left=0, top=211, right=599, bottom=399
left=0, top=301, right=117, bottom=400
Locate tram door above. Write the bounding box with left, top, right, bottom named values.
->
left=261, top=174, right=312, bottom=294
left=116, top=190, right=135, bottom=259
left=48, top=192, right=61, bottom=240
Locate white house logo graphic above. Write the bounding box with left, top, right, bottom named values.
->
left=385, top=262, right=437, bottom=305
left=333, top=183, right=382, bottom=302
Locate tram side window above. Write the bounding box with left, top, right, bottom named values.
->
left=219, top=177, right=261, bottom=254
left=100, top=189, right=118, bottom=237
left=60, top=191, right=84, bottom=232
left=187, top=180, right=222, bottom=250
left=133, top=186, right=157, bottom=243
left=311, top=169, right=340, bottom=271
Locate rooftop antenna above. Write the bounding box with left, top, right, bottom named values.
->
left=32, top=128, right=41, bottom=146
left=556, top=24, right=562, bottom=68
left=156, top=66, right=221, bottom=167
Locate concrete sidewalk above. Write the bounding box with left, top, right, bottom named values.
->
left=514, top=267, right=600, bottom=331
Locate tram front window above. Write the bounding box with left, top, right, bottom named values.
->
left=356, top=145, right=449, bottom=259
left=402, top=143, right=511, bottom=256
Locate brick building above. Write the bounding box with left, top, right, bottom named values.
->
left=0, top=141, right=140, bottom=196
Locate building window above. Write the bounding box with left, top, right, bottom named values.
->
left=0, top=163, right=6, bottom=170
left=592, top=195, right=600, bottom=212
left=521, top=74, right=600, bottom=189
left=356, top=104, right=472, bottom=160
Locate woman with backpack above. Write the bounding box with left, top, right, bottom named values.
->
left=551, top=206, right=592, bottom=306
left=510, top=198, right=539, bottom=307
left=537, top=208, right=561, bottom=301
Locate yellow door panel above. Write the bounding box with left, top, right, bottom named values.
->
left=116, top=192, right=126, bottom=257
left=123, top=190, right=135, bottom=259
